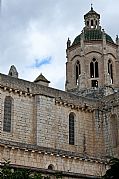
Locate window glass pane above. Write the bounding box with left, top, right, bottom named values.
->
left=76, top=61, right=81, bottom=85
left=69, top=113, right=74, bottom=145
left=95, top=61, right=99, bottom=77
left=3, top=96, right=12, bottom=132
left=110, top=64, right=113, bottom=83
left=90, top=62, right=94, bottom=78
left=76, top=65, right=79, bottom=84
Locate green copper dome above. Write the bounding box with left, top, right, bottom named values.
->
left=72, top=29, right=114, bottom=45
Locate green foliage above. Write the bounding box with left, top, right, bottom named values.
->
left=55, top=172, right=63, bottom=179
left=102, top=158, right=119, bottom=179
left=0, top=161, right=46, bottom=179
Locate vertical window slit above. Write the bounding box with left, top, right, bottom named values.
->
left=69, top=113, right=75, bottom=145
left=3, top=96, right=13, bottom=132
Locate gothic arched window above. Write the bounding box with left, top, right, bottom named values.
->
left=3, top=96, right=13, bottom=132
left=90, top=58, right=99, bottom=78
left=69, top=113, right=75, bottom=145
left=76, top=60, right=81, bottom=85
left=108, top=60, right=113, bottom=84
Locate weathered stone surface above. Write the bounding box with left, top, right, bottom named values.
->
left=0, top=7, right=119, bottom=179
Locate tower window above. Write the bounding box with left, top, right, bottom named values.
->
left=3, top=96, right=13, bottom=132
left=91, top=20, right=94, bottom=27
left=87, top=21, right=89, bottom=27
left=92, top=80, right=98, bottom=88
left=69, top=113, right=75, bottom=145
left=76, top=60, right=81, bottom=85
left=90, top=58, right=99, bottom=78
left=108, top=60, right=113, bottom=84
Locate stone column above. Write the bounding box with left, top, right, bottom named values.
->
left=79, top=30, right=86, bottom=90
left=102, top=29, right=108, bottom=85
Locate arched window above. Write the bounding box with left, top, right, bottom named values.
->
left=69, top=113, right=75, bottom=145
left=48, top=164, right=54, bottom=170
left=90, top=58, right=99, bottom=78
left=91, top=20, right=94, bottom=28
left=110, top=114, right=118, bottom=147
left=87, top=21, right=89, bottom=27
left=3, top=96, right=13, bottom=132
left=76, top=60, right=81, bottom=85
left=108, top=60, right=113, bottom=84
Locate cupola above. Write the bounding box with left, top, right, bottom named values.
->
left=84, top=5, right=100, bottom=30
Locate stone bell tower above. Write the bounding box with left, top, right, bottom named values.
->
left=65, top=6, right=119, bottom=97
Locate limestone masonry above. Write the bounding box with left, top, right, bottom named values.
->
left=0, top=6, right=119, bottom=179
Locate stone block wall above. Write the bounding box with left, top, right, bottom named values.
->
left=66, top=40, right=119, bottom=92
left=0, top=143, right=106, bottom=178
left=36, top=95, right=101, bottom=157
left=0, top=88, right=34, bottom=144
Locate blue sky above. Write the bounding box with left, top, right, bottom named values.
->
left=0, top=0, right=119, bottom=90
left=31, top=57, right=52, bottom=68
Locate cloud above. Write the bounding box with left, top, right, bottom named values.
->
left=0, top=0, right=119, bottom=90
left=30, top=57, right=52, bottom=68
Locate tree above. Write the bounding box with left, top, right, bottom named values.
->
left=102, top=158, right=119, bottom=179
left=0, top=160, right=49, bottom=179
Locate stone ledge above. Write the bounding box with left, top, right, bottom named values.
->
left=0, top=138, right=108, bottom=165
left=0, top=162, right=101, bottom=179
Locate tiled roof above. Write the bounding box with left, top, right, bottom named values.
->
left=84, top=7, right=100, bottom=19
left=72, top=29, right=114, bottom=45
left=34, top=73, right=50, bottom=83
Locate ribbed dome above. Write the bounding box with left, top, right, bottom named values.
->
left=72, top=29, right=114, bottom=45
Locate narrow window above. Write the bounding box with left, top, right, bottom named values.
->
left=76, top=60, right=81, bottom=85
left=69, top=113, right=75, bottom=145
left=87, top=21, right=89, bottom=27
left=108, top=60, right=113, bottom=84
left=91, top=20, right=94, bottom=27
left=95, top=61, right=99, bottom=77
left=90, top=58, right=99, bottom=78
left=92, top=80, right=98, bottom=88
left=90, top=62, right=94, bottom=78
left=3, top=96, right=13, bottom=132
left=95, top=20, right=98, bottom=28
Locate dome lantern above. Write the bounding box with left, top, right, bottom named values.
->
left=84, top=5, right=100, bottom=30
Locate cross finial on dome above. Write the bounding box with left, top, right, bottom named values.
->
left=91, top=3, right=93, bottom=11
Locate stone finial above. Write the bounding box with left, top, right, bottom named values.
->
left=67, top=38, right=71, bottom=48
left=8, top=65, right=18, bottom=78
left=91, top=3, right=93, bottom=11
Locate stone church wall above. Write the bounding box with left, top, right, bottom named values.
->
left=0, top=88, right=34, bottom=144
left=0, top=143, right=106, bottom=177
left=0, top=73, right=108, bottom=177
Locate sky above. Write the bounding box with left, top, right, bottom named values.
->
left=0, top=0, right=119, bottom=90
